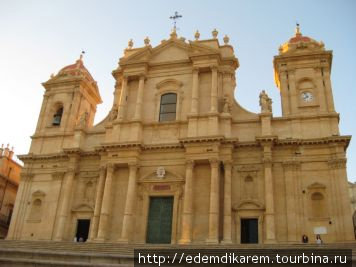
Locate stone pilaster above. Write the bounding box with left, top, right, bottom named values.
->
left=210, top=66, right=218, bottom=113
left=222, top=160, right=232, bottom=244
left=179, top=160, right=194, bottom=244
left=328, top=158, right=354, bottom=241
left=54, top=167, right=77, bottom=241
left=206, top=158, right=220, bottom=244
left=133, top=74, right=145, bottom=120
left=88, top=166, right=106, bottom=241
left=190, top=68, right=199, bottom=114
left=96, top=163, right=114, bottom=241
left=117, top=76, right=128, bottom=121
left=283, top=160, right=300, bottom=242
left=262, top=144, right=276, bottom=243
left=119, top=162, right=138, bottom=243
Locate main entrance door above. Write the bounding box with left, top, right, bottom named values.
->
left=241, top=218, right=258, bottom=244
left=146, top=196, right=174, bottom=244
left=75, top=219, right=90, bottom=242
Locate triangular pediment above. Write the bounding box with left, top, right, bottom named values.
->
left=150, top=44, right=189, bottom=63
left=121, top=38, right=221, bottom=65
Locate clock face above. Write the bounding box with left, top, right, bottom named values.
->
left=301, top=92, right=313, bottom=102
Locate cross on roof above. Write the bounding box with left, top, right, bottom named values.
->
left=170, top=11, right=182, bottom=31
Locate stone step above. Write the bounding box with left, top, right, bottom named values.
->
left=0, top=240, right=356, bottom=266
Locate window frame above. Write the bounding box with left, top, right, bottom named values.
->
left=159, top=93, right=177, bottom=122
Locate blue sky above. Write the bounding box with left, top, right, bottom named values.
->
left=0, top=0, right=355, bottom=181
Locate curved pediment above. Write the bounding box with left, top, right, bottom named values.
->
left=32, top=190, right=46, bottom=198
left=139, top=168, right=184, bottom=182
left=72, top=203, right=94, bottom=212
left=308, top=182, right=326, bottom=190
left=233, top=199, right=265, bottom=211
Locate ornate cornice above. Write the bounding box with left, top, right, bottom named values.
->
left=180, top=135, right=225, bottom=144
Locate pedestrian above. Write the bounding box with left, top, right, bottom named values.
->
left=302, top=234, right=309, bottom=243
left=316, top=234, right=323, bottom=245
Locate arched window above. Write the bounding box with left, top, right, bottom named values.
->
left=311, top=192, right=326, bottom=218
left=159, top=93, right=177, bottom=122
left=52, top=106, right=63, bottom=126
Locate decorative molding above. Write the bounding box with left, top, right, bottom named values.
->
left=307, top=182, right=326, bottom=190
left=51, top=172, right=65, bottom=180
left=232, top=200, right=265, bottom=211
left=282, top=160, right=301, bottom=171
left=328, top=158, right=346, bottom=169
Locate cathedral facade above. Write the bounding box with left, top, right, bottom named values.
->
left=7, top=27, right=354, bottom=244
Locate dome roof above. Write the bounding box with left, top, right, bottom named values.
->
left=279, top=25, right=325, bottom=55
left=57, top=55, right=95, bottom=83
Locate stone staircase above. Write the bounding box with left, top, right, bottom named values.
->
left=0, top=240, right=355, bottom=266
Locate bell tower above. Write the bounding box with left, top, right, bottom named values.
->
left=274, top=25, right=336, bottom=116
left=30, top=55, right=102, bottom=154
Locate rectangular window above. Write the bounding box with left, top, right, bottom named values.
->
left=159, top=93, right=177, bottom=122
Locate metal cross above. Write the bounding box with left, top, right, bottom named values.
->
left=170, top=11, right=182, bottom=31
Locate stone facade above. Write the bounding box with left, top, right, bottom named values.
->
left=7, top=26, right=354, bottom=244
left=0, top=145, right=20, bottom=238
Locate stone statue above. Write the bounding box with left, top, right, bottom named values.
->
left=223, top=98, right=231, bottom=113
left=109, top=105, right=118, bottom=121
left=77, top=111, right=89, bottom=128
left=259, top=90, right=272, bottom=113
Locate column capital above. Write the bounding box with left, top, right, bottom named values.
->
left=138, top=73, right=146, bottom=80
left=128, top=161, right=139, bottom=170
left=192, top=67, right=200, bottom=74
left=186, top=159, right=195, bottom=169
left=66, top=167, right=77, bottom=175
left=223, top=160, right=233, bottom=169
left=107, top=163, right=115, bottom=173
left=209, top=158, right=220, bottom=167
left=328, top=158, right=346, bottom=169
left=99, top=165, right=106, bottom=174
left=210, top=65, right=218, bottom=71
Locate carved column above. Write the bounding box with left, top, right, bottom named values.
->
left=119, top=162, right=138, bottom=243
left=54, top=168, right=76, bottom=240
left=207, top=158, right=220, bottom=243
left=96, top=164, right=114, bottom=241
left=89, top=166, right=106, bottom=241
left=263, top=144, right=276, bottom=243
left=222, top=160, right=232, bottom=244
left=190, top=68, right=199, bottom=114
left=210, top=66, right=218, bottom=113
left=133, top=74, right=145, bottom=120
left=179, top=160, right=194, bottom=244
left=117, top=76, right=128, bottom=121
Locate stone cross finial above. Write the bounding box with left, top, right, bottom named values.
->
left=194, top=30, right=200, bottom=40
left=128, top=39, right=133, bottom=49
left=144, top=36, right=150, bottom=46
left=223, top=34, right=230, bottom=44
left=295, top=22, right=301, bottom=36
left=212, top=28, right=218, bottom=39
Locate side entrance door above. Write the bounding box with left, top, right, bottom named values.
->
left=146, top=196, right=174, bottom=244
left=241, top=218, right=258, bottom=244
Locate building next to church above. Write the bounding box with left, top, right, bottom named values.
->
left=0, top=145, right=21, bottom=238
left=7, top=26, right=354, bottom=244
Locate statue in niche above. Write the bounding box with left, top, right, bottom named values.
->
left=77, top=111, right=89, bottom=128
left=259, top=90, right=272, bottom=113
left=223, top=98, right=231, bottom=113
left=109, top=104, right=118, bottom=121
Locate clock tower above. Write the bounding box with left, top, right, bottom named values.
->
left=274, top=25, right=336, bottom=117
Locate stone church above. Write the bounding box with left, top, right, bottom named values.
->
left=7, top=26, right=354, bottom=245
